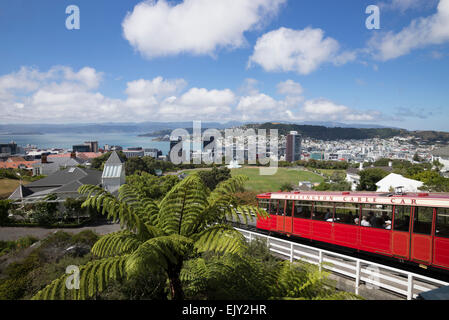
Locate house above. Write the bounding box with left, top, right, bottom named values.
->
left=32, top=152, right=86, bottom=176
left=8, top=151, right=125, bottom=202
left=0, top=157, right=38, bottom=171
left=345, top=167, right=361, bottom=191
left=8, top=167, right=103, bottom=201
left=102, top=151, right=125, bottom=194
left=432, top=146, right=449, bottom=172
left=375, top=173, right=423, bottom=193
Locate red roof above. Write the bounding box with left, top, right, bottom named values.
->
left=0, top=159, right=38, bottom=169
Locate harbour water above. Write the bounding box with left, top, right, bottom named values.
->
left=0, top=133, right=170, bottom=155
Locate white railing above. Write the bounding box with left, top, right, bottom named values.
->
left=235, top=227, right=449, bottom=300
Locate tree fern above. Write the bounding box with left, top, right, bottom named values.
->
left=33, top=173, right=348, bottom=301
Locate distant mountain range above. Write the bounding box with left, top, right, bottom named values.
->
left=0, top=122, right=242, bottom=135
left=0, top=121, right=399, bottom=135
left=1, top=122, right=448, bottom=144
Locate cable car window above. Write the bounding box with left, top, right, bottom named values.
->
left=335, top=203, right=359, bottom=225
left=394, top=206, right=411, bottom=232
left=313, top=202, right=334, bottom=221
left=277, top=200, right=286, bottom=216
left=258, top=199, right=270, bottom=212
left=285, top=200, right=293, bottom=217
left=293, top=201, right=312, bottom=219
left=436, top=208, right=449, bottom=238
left=269, top=200, right=278, bottom=215
left=413, top=207, right=434, bottom=235
left=361, top=204, right=392, bottom=229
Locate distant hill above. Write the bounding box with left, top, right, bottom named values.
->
left=244, top=123, right=449, bottom=143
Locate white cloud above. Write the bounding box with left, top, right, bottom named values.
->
left=300, top=98, right=380, bottom=122
left=62, top=67, right=103, bottom=89
left=125, top=77, right=187, bottom=101
left=122, top=0, right=286, bottom=59
left=0, top=66, right=384, bottom=124
left=378, top=0, right=438, bottom=12
left=157, top=88, right=235, bottom=120
left=248, top=27, right=357, bottom=75
left=369, top=0, right=449, bottom=61
left=277, top=79, right=303, bottom=96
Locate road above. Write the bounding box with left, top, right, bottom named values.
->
left=0, top=222, right=122, bottom=241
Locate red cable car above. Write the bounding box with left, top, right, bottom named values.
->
left=255, top=191, right=449, bottom=271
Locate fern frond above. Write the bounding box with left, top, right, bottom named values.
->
left=193, top=224, right=247, bottom=255
left=32, top=256, right=128, bottom=300
left=118, top=183, right=160, bottom=226
left=91, top=231, right=142, bottom=258
left=158, top=175, right=208, bottom=236
left=126, top=234, right=194, bottom=277
left=78, top=185, right=142, bottom=233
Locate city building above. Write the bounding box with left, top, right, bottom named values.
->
left=169, top=137, right=183, bottom=162
left=0, top=142, right=18, bottom=157
left=144, top=148, right=162, bottom=158
left=72, top=141, right=99, bottom=153
left=72, top=144, right=91, bottom=153
left=123, top=147, right=144, bottom=158
left=285, top=131, right=302, bottom=163
left=84, top=141, right=99, bottom=153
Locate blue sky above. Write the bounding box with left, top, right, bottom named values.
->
left=0, top=0, right=448, bottom=131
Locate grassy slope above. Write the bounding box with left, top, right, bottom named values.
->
left=230, top=167, right=325, bottom=193
left=0, top=179, right=30, bottom=199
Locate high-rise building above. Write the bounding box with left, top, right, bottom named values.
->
left=72, top=144, right=91, bottom=153
left=170, top=137, right=183, bottom=162
left=286, top=131, right=302, bottom=162
left=84, top=141, right=99, bottom=153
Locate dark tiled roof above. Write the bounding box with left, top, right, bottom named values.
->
left=8, top=184, right=33, bottom=200
left=26, top=167, right=90, bottom=187
left=9, top=167, right=102, bottom=200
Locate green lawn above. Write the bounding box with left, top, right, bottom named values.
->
left=230, top=167, right=325, bottom=193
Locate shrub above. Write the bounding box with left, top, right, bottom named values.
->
left=0, top=200, right=11, bottom=226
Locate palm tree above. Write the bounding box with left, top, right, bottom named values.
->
left=32, top=174, right=265, bottom=300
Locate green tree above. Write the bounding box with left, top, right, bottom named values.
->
left=32, top=194, right=59, bottom=226
left=126, top=172, right=180, bottom=200
left=197, top=166, right=231, bottom=191
left=357, top=168, right=389, bottom=191
left=280, top=182, right=294, bottom=192
left=0, top=200, right=11, bottom=226
left=64, top=197, right=87, bottom=223
left=33, top=174, right=265, bottom=300
left=412, top=171, right=449, bottom=192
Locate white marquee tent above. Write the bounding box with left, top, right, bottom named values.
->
left=376, top=173, right=424, bottom=193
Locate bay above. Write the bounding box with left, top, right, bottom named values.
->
left=0, top=133, right=170, bottom=155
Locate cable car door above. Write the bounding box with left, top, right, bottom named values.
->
left=392, top=206, right=411, bottom=259
left=410, top=207, right=434, bottom=265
